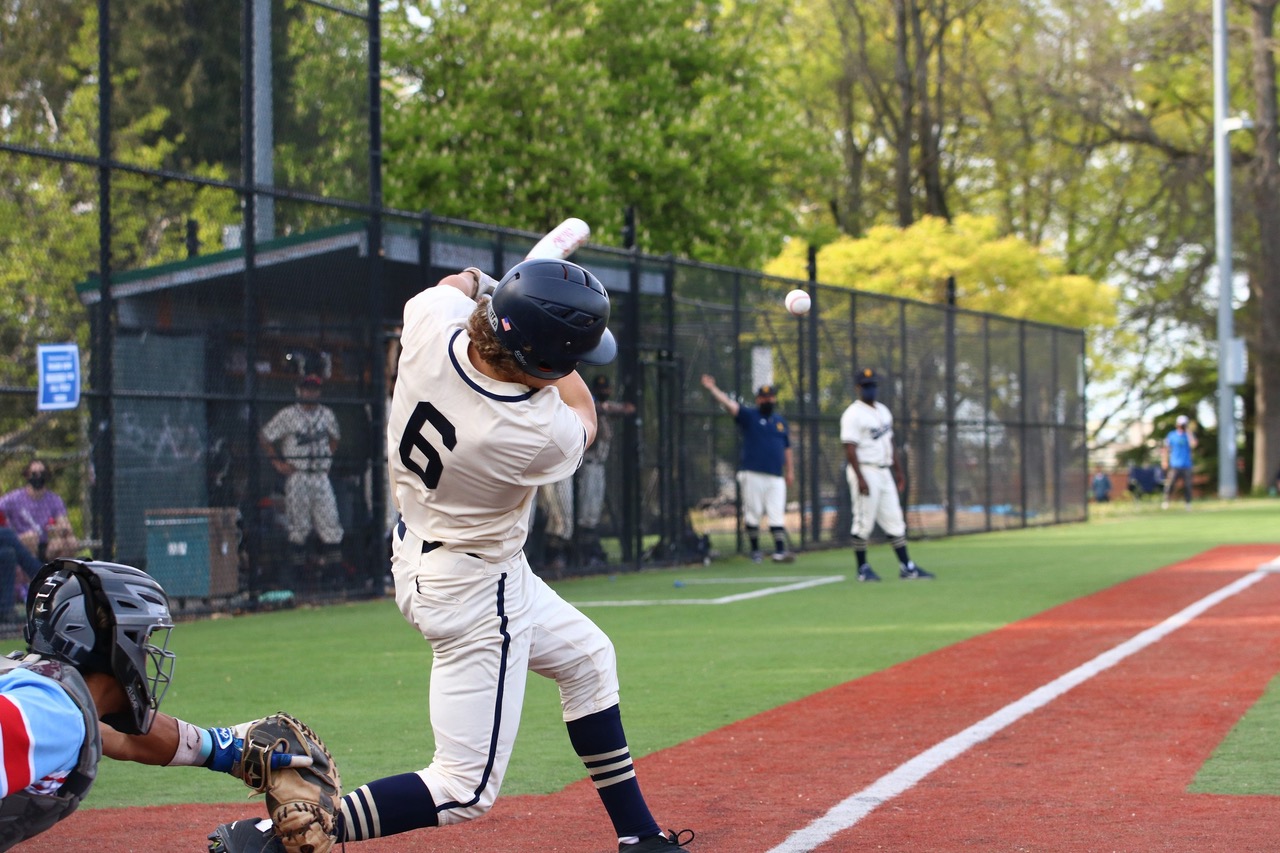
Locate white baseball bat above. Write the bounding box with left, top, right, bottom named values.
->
left=467, top=218, right=593, bottom=298
left=525, top=217, right=591, bottom=260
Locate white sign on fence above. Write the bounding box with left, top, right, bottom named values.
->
left=37, top=343, right=81, bottom=411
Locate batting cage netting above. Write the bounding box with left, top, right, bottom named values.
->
left=0, top=0, right=1086, bottom=619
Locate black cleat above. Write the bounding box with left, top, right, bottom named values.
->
left=622, top=829, right=696, bottom=851
left=207, top=818, right=285, bottom=853
left=899, top=561, right=935, bottom=580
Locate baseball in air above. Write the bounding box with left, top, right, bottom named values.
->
left=785, top=289, right=811, bottom=316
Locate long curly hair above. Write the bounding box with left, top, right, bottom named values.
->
left=467, top=299, right=527, bottom=382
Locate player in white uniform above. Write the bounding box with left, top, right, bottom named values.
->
left=325, top=259, right=692, bottom=852
left=839, top=368, right=934, bottom=582
left=259, top=375, right=345, bottom=580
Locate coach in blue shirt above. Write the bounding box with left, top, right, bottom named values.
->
left=701, top=375, right=795, bottom=562
left=1161, top=414, right=1197, bottom=509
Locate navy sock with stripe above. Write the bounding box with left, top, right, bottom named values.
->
left=338, top=772, right=438, bottom=840
left=566, top=705, right=661, bottom=840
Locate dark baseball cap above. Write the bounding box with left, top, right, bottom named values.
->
left=591, top=375, right=612, bottom=392
left=756, top=384, right=778, bottom=398
left=855, top=368, right=879, bottom=386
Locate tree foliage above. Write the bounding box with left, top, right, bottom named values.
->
left=764, top=214, right=1116, bottom=330
left=381, top=0, right=817, bottom=266
left=4, top=0, right=1280, bottom=488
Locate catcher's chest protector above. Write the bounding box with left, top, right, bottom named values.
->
left=0, top=654, right=102, bottom=852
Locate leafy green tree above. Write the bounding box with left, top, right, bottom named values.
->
left=0, top=6, right=234, bottom=453
left=764, top=214, right=1116, bottom=329
left=381, top=0, right=816, bottom=266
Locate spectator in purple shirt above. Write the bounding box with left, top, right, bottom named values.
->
left=0, top=459, right=79, bottom=562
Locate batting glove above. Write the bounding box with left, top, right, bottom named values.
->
left=205, top=724, right=312, bottom=776
left=464, top=267, right=499, bottom=299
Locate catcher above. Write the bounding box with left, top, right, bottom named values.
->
left=0, top=558, right=323, bottom=851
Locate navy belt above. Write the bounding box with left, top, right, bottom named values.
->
left=396, top=518, right=442, bottom=554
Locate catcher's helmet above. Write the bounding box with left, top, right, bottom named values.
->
left=25, top=559, right=176, bottom=735
left=487, top=259, right=617, bottom=380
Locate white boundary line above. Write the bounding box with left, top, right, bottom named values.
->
left=767, top=566, right=1272, bottom=853
left=571, top=575, right=845, bottom=607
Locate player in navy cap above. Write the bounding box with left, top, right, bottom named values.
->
left=840, top=368, right=934, bottom=581
left=700, top=376, right=795, bottom=563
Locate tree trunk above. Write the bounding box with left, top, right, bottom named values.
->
left=915, top=0, right=950, bottom=220
left=893, top=0, right=915, bottom=226
left=836, top=65, right=867, bottom=237
left=1247, top=1, right=1280, bottom=493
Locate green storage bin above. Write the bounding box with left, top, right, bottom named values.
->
left=144, top=508, right=239, bottom=598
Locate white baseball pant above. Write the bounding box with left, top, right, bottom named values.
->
left=737, top=470, right=786, bottom=529
left=847, top=465, right=906, bottom=539
left=284, top=471, right=344, bottom=545
left=390, top=524, right=619, bottom=826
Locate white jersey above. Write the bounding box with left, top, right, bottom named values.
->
left=387, top=286, right=586, bottom=562
left=261, top=403, right=340, bottom=473
left=839, top=399, right=895, bottom=467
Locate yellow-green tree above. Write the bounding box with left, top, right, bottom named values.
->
left=763, top=214, right=1116, bottom=330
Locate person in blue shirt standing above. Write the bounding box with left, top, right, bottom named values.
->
left=1161, top=414, right=1197, bottom=509
left=701, top=375, right=795, bottom=563
left=1090, top=466, right=1112, bottom=503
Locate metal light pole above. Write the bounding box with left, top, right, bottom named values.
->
left=1213, top=0, right=1243, bottom=499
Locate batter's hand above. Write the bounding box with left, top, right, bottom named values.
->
left=463, top=267, right=499, bottom=299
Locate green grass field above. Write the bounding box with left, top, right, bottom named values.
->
left=10, top=498, right=1278, bottom=808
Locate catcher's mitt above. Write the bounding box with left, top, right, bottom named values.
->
left=241, top=712, right=342, bottom=853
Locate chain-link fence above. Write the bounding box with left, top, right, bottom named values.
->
left=1, top=0, right=1086, bottom=621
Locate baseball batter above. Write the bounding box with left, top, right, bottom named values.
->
left=329, top=260, right=692, bottom=852
left=840, top=368, right=934, bottom=582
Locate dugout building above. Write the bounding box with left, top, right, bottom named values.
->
left=69, top=215, right=1088, bottom=612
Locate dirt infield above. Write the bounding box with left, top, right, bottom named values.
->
left=26, top=544, right=1280, bottom=852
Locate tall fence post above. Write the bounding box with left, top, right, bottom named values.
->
left=1051, top=329, right=1061, bottom=523
left=620, top=212, right=642, bottom=566
left=983, top=316, right=993, bottom=532
left=367, top=0, right=387, bottom=578
left=731, top=270, right=744, bottom=555
left=92, top=0, right=115, bottom=559
left=1019, top=320, right=1029, bottom=528
left=806, top=246, right=821, bottom=545
left=945, top=276, right=957, bottom=535
left=240, top=0, right=264, bottom=585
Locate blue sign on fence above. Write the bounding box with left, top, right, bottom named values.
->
left=37, top=343, right=81, bottom=411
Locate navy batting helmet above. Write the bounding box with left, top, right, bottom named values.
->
left=487, top=259, right=617, bottom=380
left=25, top=559, right=176, bottom=735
